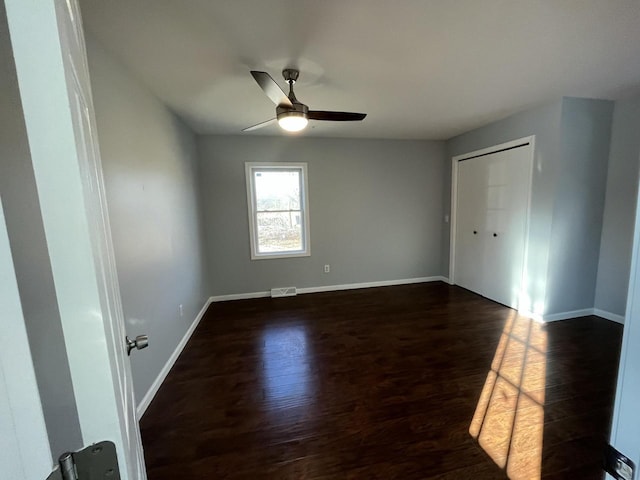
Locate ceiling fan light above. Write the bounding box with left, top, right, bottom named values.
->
left=278, top=112, right=308, bottom=132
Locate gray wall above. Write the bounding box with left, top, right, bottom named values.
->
left=197, top=135, right=446, bottom=295
left=446, top=97, right=614, bottom=316
left=595, top=95, right=640, bottom=316
left=446, top=100, right=564, bottom=316
left=0, top=4, right=82, bottom=458
left=87, top=37, right=211, bottom=401
left=545, top=98, right=613, bottom=314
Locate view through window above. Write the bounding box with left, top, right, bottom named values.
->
left=246, top=163, right=310, bottom=259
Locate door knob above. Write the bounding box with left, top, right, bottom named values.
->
left=126, top=335, right=149, bottom=356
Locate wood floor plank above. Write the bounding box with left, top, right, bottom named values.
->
left=140, top=283, right=622, bottom=479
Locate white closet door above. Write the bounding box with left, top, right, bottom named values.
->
left=454, top=156, right=487, bottom=294
left=481, top=147, right=531, bottom=308
left=453, top=142, right=532, bottom=308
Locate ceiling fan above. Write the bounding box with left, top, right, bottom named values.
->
left=243, top=69, right=367, bottom=133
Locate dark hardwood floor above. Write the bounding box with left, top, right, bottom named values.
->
left=140, top=282, right=623, bottom=479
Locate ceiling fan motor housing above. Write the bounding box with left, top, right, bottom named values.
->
left=277, top=102, right=308, bottom=120
left=282, top=68, right=299, bottom=83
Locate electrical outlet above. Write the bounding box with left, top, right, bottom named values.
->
left=179, top=304, right=184, bottom=317
left=324, top=264, right=330, bottom=273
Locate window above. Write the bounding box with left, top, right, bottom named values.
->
left=245, top=163, right=310, bottom=259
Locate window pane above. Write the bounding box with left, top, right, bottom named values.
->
left=246, top=163, right=309, bottom=259
left=256, top=211, right=303, bottom=252
left=254, top=170, right=301, bottom=211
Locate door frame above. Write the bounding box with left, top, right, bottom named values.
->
left=448, top=135, right=535, bottom=307
left=0, top=197, right=53, bottom=480
left=4, top=0, right=146, bottom=478
left=607, top=149, right=640, bottom=478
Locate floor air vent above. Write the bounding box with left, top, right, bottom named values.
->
left=271, top=287, right=297, bottom=298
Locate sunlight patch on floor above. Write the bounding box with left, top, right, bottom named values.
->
left=470, top=313, right=548, bottom=479
left=261, top=325, right=312, bottom=408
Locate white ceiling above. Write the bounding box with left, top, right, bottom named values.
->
left=80, top=0, right=640, bottom=140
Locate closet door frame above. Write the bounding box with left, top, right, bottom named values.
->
left=449, top=136, right=535, bottom=307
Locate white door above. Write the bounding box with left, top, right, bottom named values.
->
left=481, top=147, right=531, bottom=308
left=452, top=140, right=533, bottom=309
left=454, top=156, right=486, bottom=293
left=607, top=173, right=640, bottom=479
left=4, top=0, right=146, bottom=478
left=0, top=198, right=53, bottom=480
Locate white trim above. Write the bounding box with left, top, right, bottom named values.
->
left=210, top=276, right=449, bottom=303
left=593, top=308, right=625, bottom=324
left=6, top=1, right=145, bottom=476
left=518, top=310, right=545, bottom=324
left=0, top=199, right=52, bottom=480
left=519, top=136, right=536, bottom=313
left=448, top=136, right=535, bottom=310
left=136, top=298, right=212, bottom=419
left=245, top=162, right=311, bottom=260
left=298, top=276, right=447, bottom=294
left=210, top=291, right=271, bottom=302
left=452, top=137, right=535, bottom=163
left=519, top=307, right=625, bottom=324
left=448, top=156, right=459, bottom=283
left=608, top=147, right=640, bottom=468
left=539, top=308, right=594, bottom=323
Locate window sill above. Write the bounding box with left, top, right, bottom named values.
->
left=250, top=251, right=311, bottom=260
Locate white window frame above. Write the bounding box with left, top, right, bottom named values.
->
left=245, top=162, right=311, bottom=260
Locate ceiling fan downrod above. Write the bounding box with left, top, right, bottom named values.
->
left=282, top=68, right=300, bottom=103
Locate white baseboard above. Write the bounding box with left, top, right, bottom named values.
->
left=210, top=276, right=448, bottom=303
left=593, top=308, right=625, bottom=324
left=517, top=310, right=545, bottom=324
left=520, top=307, right=625, bottom=324
left=136, top=298, right=212, bottom=419
left=210, top=291, right=270, bottom=302
left=541, top=308, right=594, bottom=323
left=298, top=276, right=448, bottom=294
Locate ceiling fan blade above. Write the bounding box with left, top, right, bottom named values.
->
left=250, top=71, right=293, bottom=107
left=308, top=111, right=367, bottom=121
left=242, top=118, right=277, bottom=132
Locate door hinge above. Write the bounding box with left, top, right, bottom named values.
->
left=604, top=444, right=636, bottom=480
left=45, top=441, right=120, bottom=480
